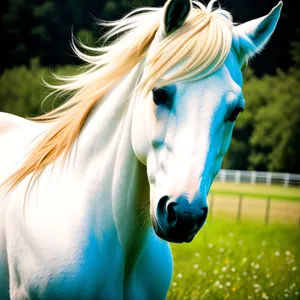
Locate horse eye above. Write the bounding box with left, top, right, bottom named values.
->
left=227, top=107, right=244, bottom=122
left=152, top=88, right=172, bottom=108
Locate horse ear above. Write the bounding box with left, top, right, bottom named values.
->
left=234, top=1, right=282, bottom=64
left=163, top=0, right=192, bottom=36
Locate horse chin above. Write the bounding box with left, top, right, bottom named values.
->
left=151, top=217, right=196, bottom=244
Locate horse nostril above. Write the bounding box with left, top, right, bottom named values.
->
left=157, top=195, right=170, bottom=219
left=166, top=202, right=177, bottom=226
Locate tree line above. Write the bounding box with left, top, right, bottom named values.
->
left=1, top=0, right=298, bottom=75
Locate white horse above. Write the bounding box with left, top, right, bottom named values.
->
left=0, top=0, right=282, bottom=299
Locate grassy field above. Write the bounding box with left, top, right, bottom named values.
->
left=210, top=182, right=300, bottom=202
left=168, top=217, right=300, bottom=300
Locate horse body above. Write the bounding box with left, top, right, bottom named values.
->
left=0, top=0, right=282, bottom=299
left=0, top=115, right=48, bottom=299
left=0, top=66, right=172, bottom=299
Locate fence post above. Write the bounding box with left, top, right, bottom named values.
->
left=266, top=172, right=272, bottom=186
left=220, top=170, right=226, bottom=183
left=265, top=197, right=271, bottom=225
left=251, top=171, right=256, bottom=185
left=237, top=194, right=243, bottom=223
left=284, top=173, right=290, bottom=187
left=235, top=170, right=241, bottom=184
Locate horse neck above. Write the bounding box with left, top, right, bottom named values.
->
left=74, top=64, right=150, bottom=254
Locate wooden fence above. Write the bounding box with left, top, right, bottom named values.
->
left=209, top=193, right=300, bottom=227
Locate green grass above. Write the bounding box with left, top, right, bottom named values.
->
left=168, top=217, right=300, bottom=299
left=210, top=182, right=300, bottom=202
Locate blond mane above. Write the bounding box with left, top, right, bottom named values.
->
left=2, top=0, right=234, bottom=192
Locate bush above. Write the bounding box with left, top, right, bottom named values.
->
left=0, top=58, right=78, bottom=117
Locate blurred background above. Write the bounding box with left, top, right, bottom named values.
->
left=1, top=1, right=300, bottom=299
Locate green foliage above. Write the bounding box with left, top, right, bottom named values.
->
left=249, top=68, right=300, bottom=172
left=1, top=0, right=160, bottom=69
left=290, top=41, right=300, bottom=68
left=0, top=58, right=78, bottom=117
left=0, top=58, right=48, bottom=117
left=76, top=29, right=95, bottom=47
left=1, top=0, right=296, bottom=76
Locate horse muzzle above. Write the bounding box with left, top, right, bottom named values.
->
left=152, top=194, right=208, bottom=243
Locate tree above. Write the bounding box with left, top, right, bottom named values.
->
left=1, top=0, right=297, bottom=74
left=249, top=68, right=300, bottom=173
left=0, top=58, right=78, bottom=117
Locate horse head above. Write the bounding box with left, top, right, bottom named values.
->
left=131, top=0, right=282, bottom=243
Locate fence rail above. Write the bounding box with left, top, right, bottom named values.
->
left=215, top=169, right=300, bottom=187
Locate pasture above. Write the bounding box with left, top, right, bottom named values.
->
left=168, top=218, right=300, bottom=300
left=168, top=183, right=300, bottom=299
